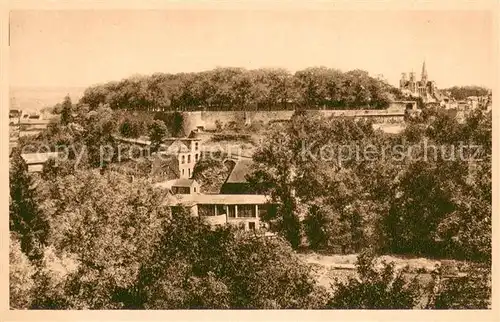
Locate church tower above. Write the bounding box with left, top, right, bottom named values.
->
left=421, top=60, right=428, bottom=84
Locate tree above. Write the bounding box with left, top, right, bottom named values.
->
left=149, top=120, right=168, bottom=152
left=28, top=171, right=326, bottom=309
left=77, top=67, right=399, bottom=111
left=428, top=264, right=491, bottom=309
left=82, top=105, right=118, bottom=167
left=327, top=251, right=421, bottom=309
left=60, top=95, right=73, bottom=125
left=137, top=210, right=324, bottom=309
left=383, top=161, right=456, bottom=257
left=34, top=171, right=171, bottom=309
left=119, top=118, right=143, bottom=138
left=10, top=234, right=36, bottom=309
left=443, top=86, right=489, bottom=101
left=9, top=151, right=49, bottom=261
left=248, top=112, right=379, bottom=251
left=41, top=158, right=78, bottom=181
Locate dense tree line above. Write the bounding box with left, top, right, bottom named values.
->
left=10, top=163, right=490, bottom=309
left=248, top=108, right=491, bottom=262
left=79, top=67, right=399, bottom=111
left=442, top=86, right=490, bottom=101
left=10, top=93, right=491, bottom=309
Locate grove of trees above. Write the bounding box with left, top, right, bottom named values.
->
left=9, top=82, right=491, bottom=309
left=248, top=108, right=491, bottom=263
left=10, top=161, right=490, bottom=309
left=442, top=86, right=490, bottom=101
left=80, top=67, right=399, bottom=112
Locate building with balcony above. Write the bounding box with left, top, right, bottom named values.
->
left=161, top=190, right=274, bottom=231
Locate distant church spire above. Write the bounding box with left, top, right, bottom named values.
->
left=421, top=60, right=428, bottom=83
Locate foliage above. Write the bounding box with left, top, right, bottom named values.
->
left=248, top=113, right=380, bottom=251
left=427, top=264, right=491, bottom=309
left=119, top=117, right=144, bottom=138
left=137, top=210, right=323, bottom=309
left=33, top=171, right=170, bottom=309
left=249, top=107, right=491, bottom=262
left=60, top=95, right=73, bottom=125
left=41, top=158, right=78, bottom=181
left=82, top=105, right=118, bottom=167
left=327, top=251, right=422, bottom=309
left=9, top=83, right=492, bottom=309
left=191, top=151, right=232, bottom=193
left=443, top=86, right=490, bottom=101
left=11, top=170, right=326, bottom=309
left=148, top=120, right=168, bottom=152
left=79, top=67, right=397, bottom=111
left=10, top=234, right=36, bottom=309
left=9, top=151, right=49, bottom=261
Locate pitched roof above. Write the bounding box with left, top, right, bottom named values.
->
left=21, top=152, right=62, bottom=164
left=150, top=154, right=179, bottom=179
left=171, top=178, right=198, bottom=187
left=225, top=159, right=254, bottom=183
left=161, top=140, right=190, bottom=153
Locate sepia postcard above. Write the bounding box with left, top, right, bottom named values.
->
left=2, top=0, right=499, bottom=321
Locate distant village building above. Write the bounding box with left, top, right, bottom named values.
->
left=160, top=137, right=201, bottom=179
left=20, top=152, right=62, bottom=173
left=399, top=61, right=439, bottom=103
left=155, top=178, right=201, bottom=194
left=115, top=135, right=202, bottom=179
left=162, top=192, right=274, bottom=231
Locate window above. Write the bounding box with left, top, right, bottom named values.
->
left=238, top=205, right=256, bottom=218
left=195, top=142, right=199, bottom=151
left=227, top=205, right=236, bottom=218
left=195, top=154, right=199, bottom=161
left=216, top=205, right=226, bottom=216
left=188, top=168, right=191, bottom=177
left=199, top=204, right=216, bottom=216
left=193, top=187, right=196, bottom=193
left=181, top=155, right=185, bottom=164
left=249, top=222, right=256, bottom=230
left=188, top=155, right=191, bottom=163
left=172, top=186, right=190, bottom=194
left=182, top=169, right=185, bottom=176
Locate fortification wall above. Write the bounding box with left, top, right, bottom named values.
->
left=244, top=111, right=296, bottom=124
left=201, top=111, right=246, bottom=130
left=182, top=110, right=296, bottom=133
left=389, top=101, right=417, bottom=110
left=181, top=105, right=408, bottom=133
left=182, top=111, right=203, bottom=134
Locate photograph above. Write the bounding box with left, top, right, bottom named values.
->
left=7, top=3, right=494, bottom=312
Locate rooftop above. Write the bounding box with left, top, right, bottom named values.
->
left=164, top=193, right=270, bottom=207
left=154, top=178, right=199, bottom=190
left=162, top=140, right=190, bottom=153
left=21, top=152, right=62, bottom=164
left=225, top=159, right=254, bottom=184
left=171, top=178, right=198, bottom=187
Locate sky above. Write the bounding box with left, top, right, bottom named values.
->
left=9, top=9, right=495, bottom=89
